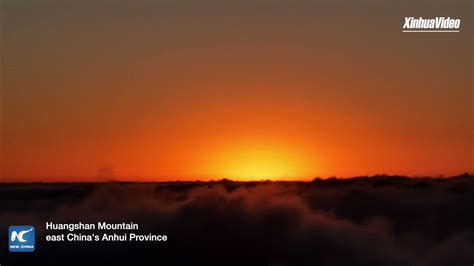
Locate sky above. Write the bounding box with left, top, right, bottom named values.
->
left=1, top=0, right=472, bottom=182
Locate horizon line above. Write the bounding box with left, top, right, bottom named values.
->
left=1, top=172, right=472, bottom=184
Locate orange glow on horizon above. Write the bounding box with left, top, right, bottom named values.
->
left=195, top=139, right=319, bottom=181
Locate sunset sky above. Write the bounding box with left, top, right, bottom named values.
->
left=1, top=0, right=472, bottom=182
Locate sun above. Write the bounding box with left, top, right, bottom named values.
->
left=199, top=140, right=316, bottom=181
left=219, top=150, right=296, bottom=180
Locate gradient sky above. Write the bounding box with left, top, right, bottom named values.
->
left=1, top=0, right=472, bottom=182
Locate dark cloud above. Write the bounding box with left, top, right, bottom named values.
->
left=1, top=175, right=473, bottom=265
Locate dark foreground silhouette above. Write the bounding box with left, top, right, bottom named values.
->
left=1, top=174, right=473, bottom=266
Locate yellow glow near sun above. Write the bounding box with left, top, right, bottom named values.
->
left=200, top=140, right=315, bottom=181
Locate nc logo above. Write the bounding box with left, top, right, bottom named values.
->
left=9, top=226, right=35, bottom=252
